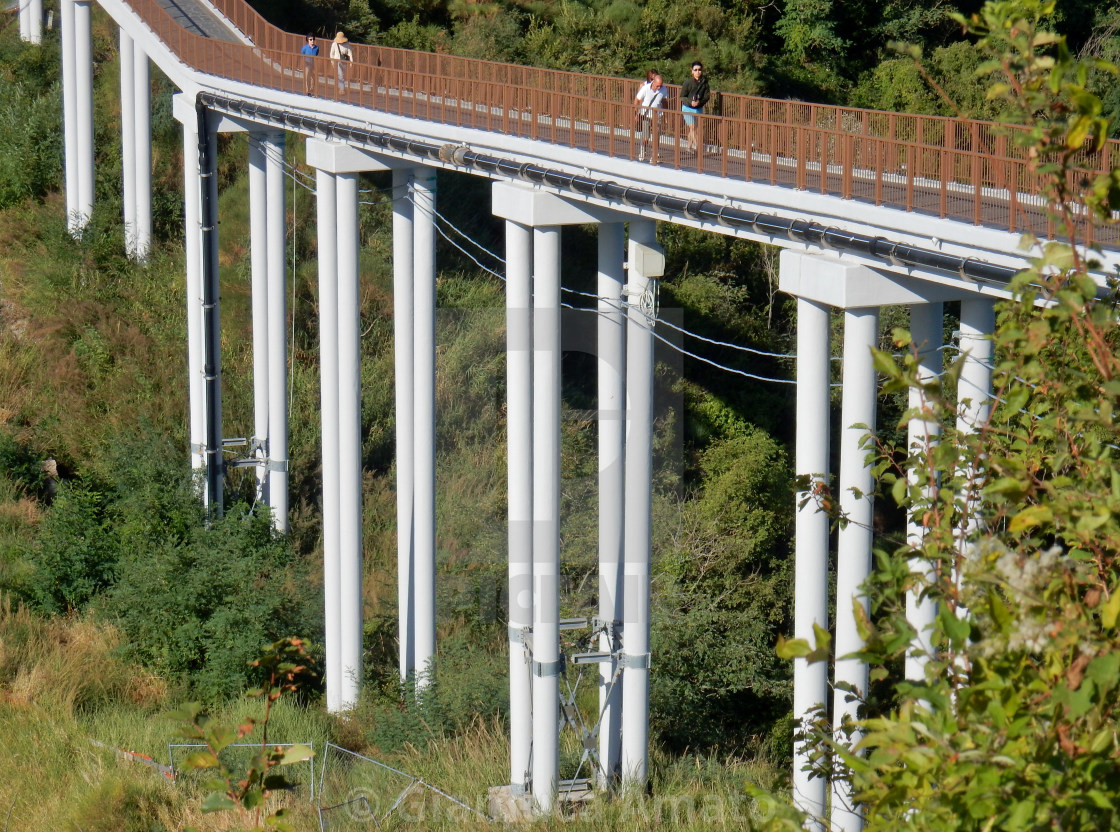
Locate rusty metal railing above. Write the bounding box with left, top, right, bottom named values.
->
left=117, top=0, right=1120, bottom=247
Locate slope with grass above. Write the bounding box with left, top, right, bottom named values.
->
left=0, top=8, right=803, bottom=827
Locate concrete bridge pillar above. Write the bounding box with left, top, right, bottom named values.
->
left=314, top=165, right=342, bottom=711
left=121, top=34, right=152, bottom=260
left=176, top=100, right=206, bottom=480
left=19, top=0, right=43, bottom=43
left=791, top=290, right=831, bottom=829
left=956, top=297, right=995, bottom=554
left=393, top=167, right=417, bottom=686
left=307, top=145, right=364, bottom=711
left=265, top=133, right=289, bottom=533
left=531, top=220, right=562, bottom=813
left=504, top=216, right=533, bottom=796
left=597, top=220, right=626, bottom=788
left=60, top=0, right=79, bottom=232
left=905, top=303, right=944, bottom=682
left=307, top=139, right=429, bottom=710
left=120, top=32, right=136, bottom=254
left=73, top=0, right=94, bottom=230
left=248, top=136, right=271, bottom=507
left=780, top=251, right=967, bottom=831
left=337, top=168, right=363, bottom=709
left=133, top=44, right=152, bottom=259
left=620, top=218, right=663, bottom=797
left=18, top=0, right=30, bottom=41
left=833, top=303, right=880, bottom=832
left=491, top=184, right=640, bottom=813
left=412, top=167, right=438, bottom=691
left=247, top=131, right=290, bottom=532
left=174, top=95, right=249, bottom=513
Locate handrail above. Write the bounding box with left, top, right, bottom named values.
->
left=113, top=0, right=1120, bottom=247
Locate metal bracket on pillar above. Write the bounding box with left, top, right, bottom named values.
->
left=533, top=659, right=564, bottom=677
left=591, top=616, right=621, bottom=647
left=618, top=652, right=651, bottom=670
left=570, top=651, right=616, bottom=665
left=513, top=625, right=533, bottom=652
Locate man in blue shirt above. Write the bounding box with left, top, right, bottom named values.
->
left=300, top=35, right=319, bottom=95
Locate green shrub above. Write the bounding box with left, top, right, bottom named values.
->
left=30, top=482, right=117, bottom=614
left=362, top=633, right=507, bottom=752
left=652, top=428, right=794, bottom=753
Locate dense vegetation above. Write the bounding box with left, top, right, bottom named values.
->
left=0, top=0, right=1118, bottom=828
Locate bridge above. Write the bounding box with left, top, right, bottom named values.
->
left=16, top=1, right=1120, bottom=828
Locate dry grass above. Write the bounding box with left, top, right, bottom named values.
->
left=0, top=596, right=160, bottom=716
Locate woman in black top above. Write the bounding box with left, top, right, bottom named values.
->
left=680, top=61, right=711, bottom=153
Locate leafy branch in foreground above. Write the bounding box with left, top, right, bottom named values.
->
left=763, top=1, right=1120, bottom=830
left=169, top=637, right=316, bottom=832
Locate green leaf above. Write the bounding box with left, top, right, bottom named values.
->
left=1008, top=504, right=1052, bottom=532
left=1102, top=589, right=1120, bottom=629
left=988, top=590, right=1013, bottom=634
left=201, top=792, right=237, bottom=813
left=853, top=601, right=874, bottom=642
left=278, top=744, right=315, bottom=765
left=891, top=476, right=908, bottom=506
left=939, top=605, right=971, bottom=645
left=1075, top=505, right=1111, bottom=532
left=183, top=751, right=220, bottom=770
left=776, top=636, right=812, bottom=659
left=1006, top=798, right=1036, bottom=830
left=205, top=724, right=237, bottom=756
left=1090, top=729, right=1115, bottom=754
left=985, top=477, right=1029, bottom=501
left=1086, top=653, right=1120, bottom=693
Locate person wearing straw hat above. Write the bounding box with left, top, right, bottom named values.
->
left=329, top=31, right=353, bottom=97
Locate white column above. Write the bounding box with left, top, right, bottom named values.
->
left=394, top=169, right=416, bottom=683
left=120, top=31, right=137, bottom=256
left=597, top=221, right=626, bottom=788
left=266, top=133, right=289, bottom=534
left=792, top=296, right=830, bottom=828
left=906, top=303, right=943, bottom=682
left=531, top=224, right=562, bottom=814
left=620, top=219, right=660, bottom=793
left=201, top=119, right=224, bottom=513
left=19, top=0, right=30, bottom=41
left=61, top=0, right=78, bottom=232
left=28, top=0, right=43, bottom=44
left=74, top=0, right=95, bottom=229
left=249, top=135, right=270, bottom=505
left=832, top=307, right=880, bottom=832
left=182, top=111, right=205, bottom=476
left=133, top=45, right=152, bottom=260
left=316, top=168, right=343, bottom=712
left=956, top=297, right=995, bottom=547
left=413, top=167, right=438, bottom=688
left=506, top=219, right=533, bottom=792
left=337, top=172, right=363, bottom=709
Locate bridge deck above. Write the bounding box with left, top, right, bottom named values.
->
left=113, top=0, right=1120, bottom=253
left=151, top=0, right=240, bottom=42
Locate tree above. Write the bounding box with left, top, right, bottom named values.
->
left=769, top=1, right=1120, bottom=828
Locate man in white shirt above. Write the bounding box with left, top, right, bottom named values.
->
left=634, top=74, right=665, bottom=163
